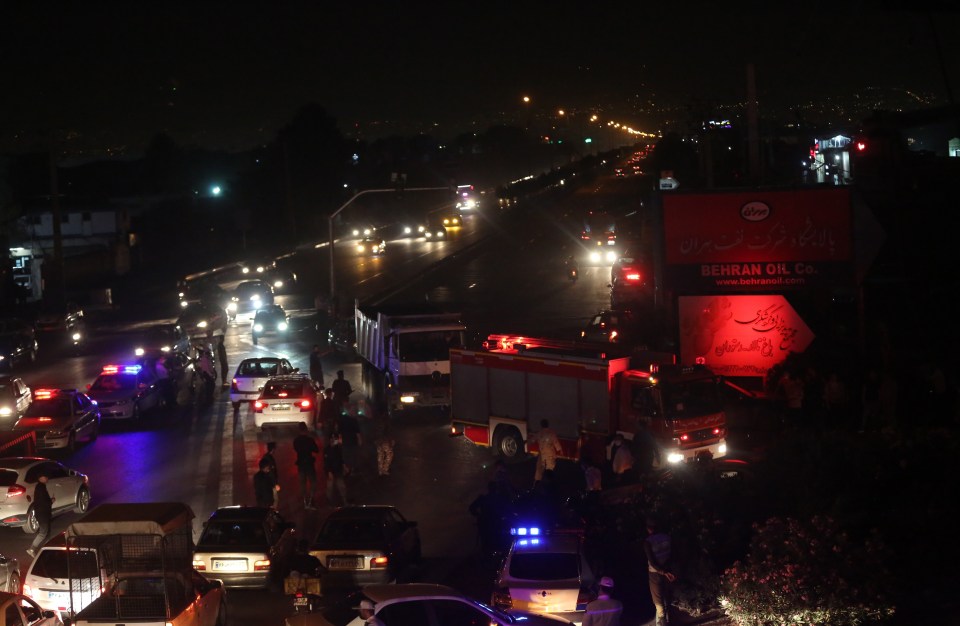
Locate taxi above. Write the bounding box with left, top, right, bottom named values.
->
left=492, top=525, right=596, bottom=625
left=85, top=364, right=163, bottom=420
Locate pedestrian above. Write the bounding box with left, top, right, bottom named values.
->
left=469, top=481, right=509, bottom=558
left=583, top=576, right=623, bottom=626
left=319, top=388, right=340, bottom=435
left=216, top=335, right=228, bottom=387
left=533, top=419, right=563, bottom=484
left=323, top=420, right=348, bottom=506
left=309, top=344, right=328, bottom=389
left=253, top=457, right=278, bottom=508
left=491, top=459, right=517, bottom=501
left=259, top=441, right=280, bottom=507
left=27, top=472, right=54, bottom=557
left=354, top=599, right=385, bottom=626
left=581, top=458, right=602, bottom=509
left=337, top=409, right=362, bottom=476
left=293, top=422, right=320, bottom=508
left=372, top=410, right=395, bottom=476
left=644, top=517, right=676, bottom=626
left=331, top=370, right=353, bottom=409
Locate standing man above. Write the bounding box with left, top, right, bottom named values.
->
left=27, top=472, right=54, bottom=557
left=323, top=420, right=348, bottom=506
left=253, top=457, right=278, bottom=509
left=331, top=370, right=353, bottom=409
left=309, top=344, right=328, bottom=389
left=338, top=410, right=362, bottom=476
left=644, top=517, right=676, bottom=626
left=259, top=441, right=280, bottom=508
left=533, top=419, right=562, bottom=484
left=583, top=576, right=623, bottom=626
left=216, top=335, right=229, bottom=387
left=293, top=422, right=320, bottom=508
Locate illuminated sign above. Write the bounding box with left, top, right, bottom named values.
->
left=679, top=295, right=814, bottom=379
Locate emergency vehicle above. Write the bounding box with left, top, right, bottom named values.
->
left=449, top=335, right=727, bottom=468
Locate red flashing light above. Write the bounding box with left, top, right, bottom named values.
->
left=34, top=389, right=55, bottom=399
left=102, top=365, right=119, bottom=374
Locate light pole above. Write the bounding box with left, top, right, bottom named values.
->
left=328, top=186, right=450, bottom=311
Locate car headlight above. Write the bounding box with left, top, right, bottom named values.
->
left=667, top=452, right=685, bottom=464
left=589, top=251, right=601, bottom=262
left=254, top=323, right=264, bottom=332
left=242, top=267, right=250, bottom=273
left=424, top=231, right=432, bottom=238
left=47, top=429, right=66, bottom=436
left=227, top=302, right=237, bottom=312
left=403, top=226, right=412, bottom=234
left=277, top=322, right=288, bottom=331
left=357, top=244, right=365, bottom=252
left=606, top=251, right=617, bottom=263
left=135, top=347, right=145, bottom=356
left=72, top=332, right=82, bottom=341
left=251, top=294, right=261, bottom=302
left=0, top=407, right=11, bottom=417
left=197, top=320, right=208, bottom=328
left=180, top=300, right=189, bottom=308
left=273, top=280, right=283, bottom=288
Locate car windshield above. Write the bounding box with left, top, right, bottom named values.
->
left=24, top=398, right=71, bottom=418
left=261, top=382, right=305, bottom=398
left=397, top=331, right=461, bottom=362
left=661, top=378, right=723, bottom=419
left=509, top=552, right=580, bottom=580
left=317, top=518, right=384, bottom=544
left=90, top=374, right=137, bottom=392
left=31, top=549, right=101, bottom=579
left=198, top=521, right=268, bottom=548
left=239, top=360, right=281, bottom=377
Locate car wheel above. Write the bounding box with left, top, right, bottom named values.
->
left=7, top=570, right=20, bottom=594
left=216, top=600, right=228, bottom=626
left=22, top=506, right=39, bottom=534
left=75, top=486, right=91, bottom=514
left=495, top=427, right=523, bottom=459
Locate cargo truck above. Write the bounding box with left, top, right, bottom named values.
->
left=67, top=502, right=227, bottom=626
left=449, top=335, right=727, bottom=468
left=355, top=301, right=466, bottom=415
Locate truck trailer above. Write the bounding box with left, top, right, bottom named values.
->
left=355, top=301, right=466, bottom=415
left=449, top=335, right=727, bottom=468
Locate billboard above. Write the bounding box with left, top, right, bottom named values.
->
left=679, top=295, right=815, bottom=378
left=663, top=188, right=853, bottom=292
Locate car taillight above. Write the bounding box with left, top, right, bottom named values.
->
left=492, top=587, right=513, bottom=609
left=254, top=401, right=264, bottom=413
left=371, top=556, right=388, bottom=568
left=231, top=379, right=239, bottom=392
left=192, top=559, right=206, bottom=571
left=680, top=433, right=690, bottom=442
left=254, top=559, right=270, bottom=571
left=299, top=399, right=312, bottom=411
left=5, top=485, right=26, bottom=498
left=626, top=272, right=641, bottom=281
left=577, top=586, right=598, bottom=609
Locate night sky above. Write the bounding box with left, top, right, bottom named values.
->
left=3, top=2, right=958, bottom=153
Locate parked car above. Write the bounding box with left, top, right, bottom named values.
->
left=0, top=375, right=31, bottom=422
left=12, top=389, right=100, bottom=452
left=230, top=357, right=298, bottom=415
left=309, top=505, right=421, bottom=589
left=492, top=526, right=596, bottom=624
left=23, top=535, right=102, bottom=619
left=34, top=302, right=83, bottom=334
left=85, top=363, right=164, bottom=421
left=0, top=457, right=91, bottom=533
left=292, top=583, right=573, bottom=626
left=253, top=375, right=321, bottom=430
left=0, top=552, right=19, bottom=594
left=192, top=506, right=297, bottom=589
left=0, top=591, right=61, bottom=625
left=251, top=305, right=289, bottom=345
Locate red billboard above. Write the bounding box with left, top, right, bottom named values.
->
left=663, top=189, right=853, bottom=292
left=679, top=295, right=815, bottom=378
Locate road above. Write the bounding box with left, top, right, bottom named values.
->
left=1, top=172, right=706, bottom=625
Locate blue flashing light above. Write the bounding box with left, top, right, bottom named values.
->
left=123, top=365, right=142, bottom=375
left=510, top=526, right=540, bottom=536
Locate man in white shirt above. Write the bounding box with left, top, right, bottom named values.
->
left=583, top=576, right=623, bottom=626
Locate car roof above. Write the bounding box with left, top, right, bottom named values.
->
left=256, top=305, right=284, bottom=314
left=207, top=506, right=274, bottom=522
left=239, top=357, right=282, bottom=365
left=509, top=533, right=582, bottom=554
left=362, top=583, right=463, bottom=603
left=326, top=505, right=401, bottom=520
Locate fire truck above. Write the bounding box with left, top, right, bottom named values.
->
left=449, top=335, right=727, bottom=468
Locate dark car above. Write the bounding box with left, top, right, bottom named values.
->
left=610, top=248, right=653, bottom=308
left=13, top=388, right=101, bottom=452
left=230, top=280, right=275, bottom=320
left=34, top=302, right=83, bottom=334
left=579, top=309, right=637, bottom=344
left=263, top=268, right=297, bottom=294
left=133, top=323, right=189, bottom=358
left=0, top=333, right=38, bottom=371
left=327, top=319, right=356, bottom=356
left=356, top=235, right=386, bottom=256
left=176, top=301, right=228, bottom=340
left=251, top=305, right=288, bottom=345
left=309, top=505, right=421, bottom=589
left=192, top=506, right=297, bottom=589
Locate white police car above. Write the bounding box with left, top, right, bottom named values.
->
left=492, top=525, right=596, bottom=625
left=86, top=364, right=163, bottom=420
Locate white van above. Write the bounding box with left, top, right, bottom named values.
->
left=23, top=535, right=104, bottom=621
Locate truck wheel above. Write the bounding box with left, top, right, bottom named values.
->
left=495, top=427, right=523, bottom=459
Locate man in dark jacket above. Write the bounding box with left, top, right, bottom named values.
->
left=293, top=422, right=320, bottom=508
left=253, top=457, right=278, bottom=509
left=27, top=472, right=54, bottom=557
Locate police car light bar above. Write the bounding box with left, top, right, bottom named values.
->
left=510, top=526, right=541, bottom=536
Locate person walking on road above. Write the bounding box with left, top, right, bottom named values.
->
left=583, top=576, right=623, bottom=626
left=293, top=422, right=320, bottom=508
left=309, top=344, right=328, bottom=389
left=259, top=441, right=280, bottom=508
left=644, top=517, right=676, bottom=626
left=319, top=388, right=339, bottom=435
left=533, top=419, right=563, bottom=484
left=216, top=335, right=229, bottom=387
left=27, top=472, right=54, bottom=557
left=253, top=457, right=279, bottom=508
left=323, top=420, right=348, bottom=506
left=337, top=410, right=362, bottom=476
left=331, top=370, right=353, bottom=409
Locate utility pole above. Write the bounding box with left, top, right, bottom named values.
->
left=47, top=141, right=65, bottom=305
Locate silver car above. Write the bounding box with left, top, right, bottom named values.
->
left=13, top=389, right=100, bottom=452
left=0, top=457, right=91, bottom=534
left=229, top=357, right=297, bottom=415
left=0, top=375, right=32, bottom=422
